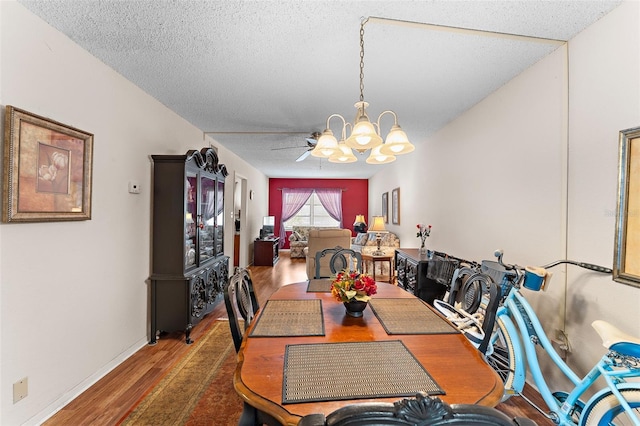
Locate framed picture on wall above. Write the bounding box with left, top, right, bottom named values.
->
left=2, top=106, right=94, bottom=222
left=382, top=192, right=388, bottom=223
left=392, top=187, right=400, bottom=225
left=613, top=126, right=640, bottom=288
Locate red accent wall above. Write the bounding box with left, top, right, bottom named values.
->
left=269, top=178, right=369, bottom=249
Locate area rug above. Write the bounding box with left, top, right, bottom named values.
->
left=119, top=320, right=243, bottom=425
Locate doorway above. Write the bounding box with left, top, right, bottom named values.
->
left=233, top=173, right=247, bottom=268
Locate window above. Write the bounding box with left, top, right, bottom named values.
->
left=284, top=193, right=339, bottom=229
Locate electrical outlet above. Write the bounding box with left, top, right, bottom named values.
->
left=128, top=181, right=141, bottom=194
left=13, top=377, right=28, bottom=403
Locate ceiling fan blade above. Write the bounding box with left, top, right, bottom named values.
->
left=296, top=149, right=312, bottom=162
left=306, top=131, right=321, bottom=146
left=272, top=146, right=305, bottom=151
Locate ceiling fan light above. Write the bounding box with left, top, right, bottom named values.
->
left=366, top=145, right=396, bottom=164
left=311, top=129, right=338, bottom=158
left=379, top=124, right=415, bottom=155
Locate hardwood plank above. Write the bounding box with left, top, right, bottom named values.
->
left=44, top=251, right=552, bottom=425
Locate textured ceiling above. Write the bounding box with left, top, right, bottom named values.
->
left=18, top=0, right=622, bottom=178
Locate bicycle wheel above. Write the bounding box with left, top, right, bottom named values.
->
left=485, top=317, right=516, bottom=401
left=582, top=388, right=640, bottom=425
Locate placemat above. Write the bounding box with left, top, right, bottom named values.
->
left=307, top=279, right=332, bottom=292
left=283, top=340, right=444, bottom=404
left=369, top=298, right=459, bottom=335
left=249, top=299, right=324, bottom=337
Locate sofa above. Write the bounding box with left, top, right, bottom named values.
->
left=288, top=226, right=341, bottom=258
left=303, top=228, right=352, bottom=278
left=351, top=232, right=400, bottom=277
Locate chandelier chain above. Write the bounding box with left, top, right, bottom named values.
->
left=359, top=18, right=368, bottom=102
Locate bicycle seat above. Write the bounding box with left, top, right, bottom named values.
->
left=592, top=320, right=640, bottom=358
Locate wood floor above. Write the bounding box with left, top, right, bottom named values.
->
left=44, top=251, right=553, bottom=425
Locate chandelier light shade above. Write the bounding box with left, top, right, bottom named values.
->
left=311, top=128, right=339, bottom=158
left=379, top=122, right=415, bottom=156
left=366, top=144, right=396, bottom=164
left=329, top=142, right=358, bottom=163
left=345, top=102, right=383, bottom=152
left=315, top=17, right=415, bottom=164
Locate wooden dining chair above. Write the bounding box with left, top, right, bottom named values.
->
left=224, top=267, right=259, bottom=352
left=314, top=246, right=363, bottom=279
left=297, top=394, right=537, bottom=426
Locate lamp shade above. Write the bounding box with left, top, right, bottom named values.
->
left=369, top=216, right=386, bottom=232
left=353, top=214, right=367, bottom=233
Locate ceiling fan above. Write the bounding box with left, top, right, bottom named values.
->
left=271, top=132, right=320, bottom=162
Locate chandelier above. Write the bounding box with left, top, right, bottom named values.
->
left=311, top=17, right=414, bottom=164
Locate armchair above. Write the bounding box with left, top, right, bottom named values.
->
left=304, top=228, right=352, bottom=278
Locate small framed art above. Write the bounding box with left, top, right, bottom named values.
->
left=392, top=187, right=400, bottom=225
left=382, top=192, right=388, bottom=223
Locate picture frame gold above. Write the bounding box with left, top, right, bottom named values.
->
left=382, top=192, right=388, bottom=223
left=2, top=106, right=93, bottom=222
left=613, top=126, right=640, bottom=287
left=392, top=187, right=400, bottom=225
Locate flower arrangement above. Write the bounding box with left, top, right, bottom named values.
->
left=331, top=271, right=377, bottom=303
left=416, top=223, right=432, bottom=247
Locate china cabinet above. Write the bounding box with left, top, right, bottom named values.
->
left=150, top=148, right=229, bottom=344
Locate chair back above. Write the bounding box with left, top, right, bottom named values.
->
left=224, top=267, right=259, bottom=352
left=298, top=394, right=537, bottom=426
left=314, top=247, right=363, bottom=279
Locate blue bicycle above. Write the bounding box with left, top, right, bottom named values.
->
left=480, top=250, right=640, bottom=425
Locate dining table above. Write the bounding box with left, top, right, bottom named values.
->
left=233, top=279, right=504, bottom=426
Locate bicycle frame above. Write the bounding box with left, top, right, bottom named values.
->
left=494, top=287, right=640, bottom=425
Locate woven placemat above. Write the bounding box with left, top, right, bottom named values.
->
left=249, top=299, right=324, bottom=337
left=369, top=298, right=459, bottom=335
left=307, top=279, right=332, bottom=292
left=283, top=340, right=444, bottom=404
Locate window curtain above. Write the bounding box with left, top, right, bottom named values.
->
left=315, top=188, right=343, bottom=227
left=279, top=188, right=313, bottom=247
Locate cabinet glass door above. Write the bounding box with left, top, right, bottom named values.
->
left=215, top=178, right=224, bottom=255
left=185, top=174, right=198, bottom=269
left=200, top=175, right=216, bottom=264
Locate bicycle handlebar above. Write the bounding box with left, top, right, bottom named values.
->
left=493, top=249, right=612, bottom=274
left=541, top=260, right=612, bottom=274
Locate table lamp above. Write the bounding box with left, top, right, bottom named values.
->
left=353, top=214, right=367, bottom=233
left=369, top=216, right=387, bottom=256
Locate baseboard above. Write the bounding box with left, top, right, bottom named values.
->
left=27, top=336, right=148, bottom=426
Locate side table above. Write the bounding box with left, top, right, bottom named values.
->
left=362, top=253, right=394, bottom=283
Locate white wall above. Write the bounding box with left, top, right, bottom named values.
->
left=0, top=2, right=268, bottom=425
left=371, top=0, right=639, bottom=395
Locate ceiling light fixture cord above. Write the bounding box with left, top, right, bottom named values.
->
left=359, top=17, right=368, bottom=103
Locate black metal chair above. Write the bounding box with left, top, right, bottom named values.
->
left=224, top=269, right=281, bottom=426
left=314, top=246, right=363, bottom=279
left=298, top=393, right=537, bottom=426
left=224, top=267, right=259, bottom=353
